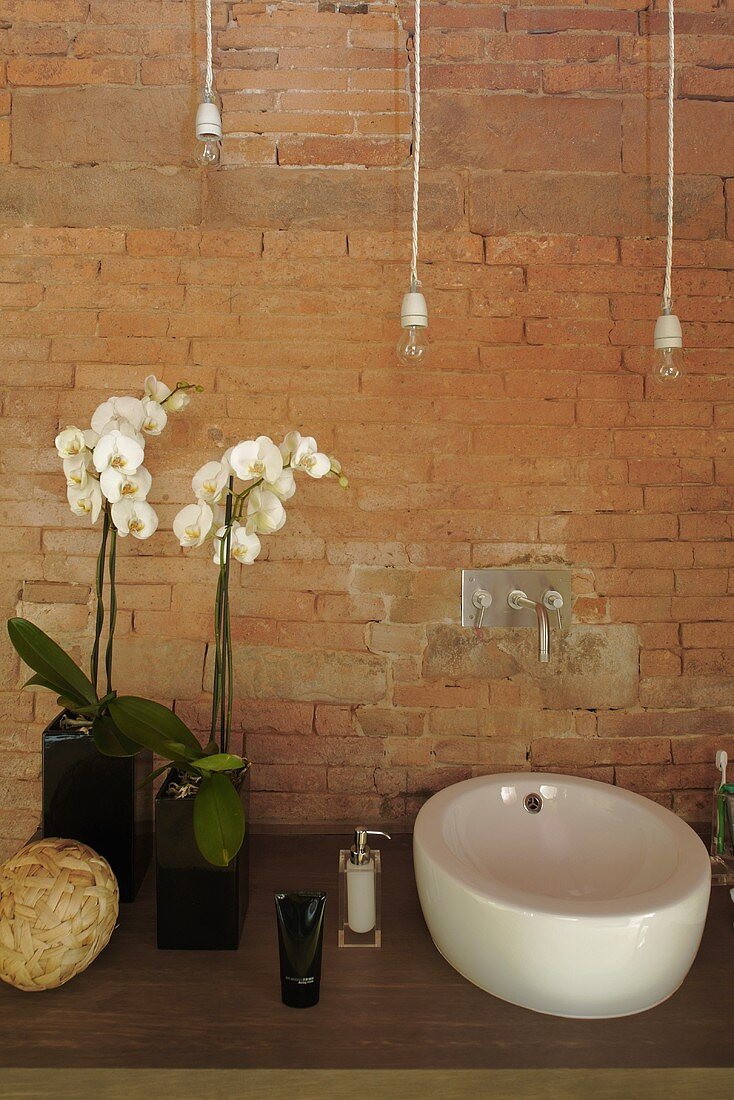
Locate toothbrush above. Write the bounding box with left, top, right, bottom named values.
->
left=716, top=751, right=728, bottom=855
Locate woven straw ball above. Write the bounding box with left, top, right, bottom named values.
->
left=0, top=837, right=119, bottom=992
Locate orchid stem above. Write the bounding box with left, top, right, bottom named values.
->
left=220, top=479, right=234, bottom=754
left=104, top=526, right=117, bottom=696
left=210, top=566, right=223, bottom=748
left=90, top=505, right=111, bottom=695
left=210, top=477, right=235, bottom=752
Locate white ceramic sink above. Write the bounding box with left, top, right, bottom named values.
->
left=413, top=773, right=711, bottom=1018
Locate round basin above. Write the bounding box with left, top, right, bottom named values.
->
left=413, top=772, right=711, bottom=1019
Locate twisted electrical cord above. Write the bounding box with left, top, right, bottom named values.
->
left=205, top=0, right=214, bottom=100
left=663, top=0, right=675, bottom=311
left=409, top=0, right=421, bottom=290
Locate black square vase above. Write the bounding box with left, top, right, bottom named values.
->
left=155, top=768, right=250, bottom=950
left=43, top=711, right=153, bottom=903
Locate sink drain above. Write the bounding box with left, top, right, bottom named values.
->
left=524, top=793, right=543, bottom=814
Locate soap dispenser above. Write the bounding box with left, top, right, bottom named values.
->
left=338, top=827, right=391, bottom=948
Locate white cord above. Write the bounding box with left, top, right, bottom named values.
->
left=409, top=0, right=421, bottom=290
left=663, top=0, right=675, bottom=311
left=204, top=0, right=214, bottom=100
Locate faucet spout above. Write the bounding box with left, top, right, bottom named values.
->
left=507, top=590, right=551, bottom=663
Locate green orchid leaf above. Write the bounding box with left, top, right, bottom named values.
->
left=91, top=715, right=139, bottom=757
left=9, top=618, right=98, bottom=706
left=138, top=764, right=171, bottom=789
left=194, top=753, right=246, bottom=774
left=26, top=673, right=82, bottom=701
left=193, top=773, right=245, bottom=867
left=108, top=696, right=202, bottom=758
left=56, top=696, right=96, bottom=714
left=158, top=740, right=197, bottom=765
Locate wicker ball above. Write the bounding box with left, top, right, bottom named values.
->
left=0, top=837, right=119, bottom=992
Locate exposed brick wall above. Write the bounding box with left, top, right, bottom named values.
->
left=1, top=0, right=733, bottom=856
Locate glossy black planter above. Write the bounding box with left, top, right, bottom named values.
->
left=155, top=768, right=250, bottom=950
left=43, top=711, right=153, bottom=903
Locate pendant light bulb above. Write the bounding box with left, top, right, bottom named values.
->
left=651, top=0, right=682, bottom=386
left=195, top=97, right=222, bottom=168
left=397, top=287, right=429, bottom=364
left=396, top=0, right=428, bottom=365
left=653, top=311, right=684, bottom=384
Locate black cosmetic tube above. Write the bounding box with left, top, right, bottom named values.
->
left=274, top=891, right=326, bottom=1008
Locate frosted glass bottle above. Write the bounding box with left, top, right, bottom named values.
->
left=338, top=827, right=391, bottom=948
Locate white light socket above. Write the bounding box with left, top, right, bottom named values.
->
left=653, top=312, right=682, bottom=349
left=400, top=290, right=428, bottom=329
left=196, top=100, right=222, bottom=142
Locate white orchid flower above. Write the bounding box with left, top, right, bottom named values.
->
left=245, top=487, right=286, bottom=534
left=91, top=415, right=145, bottom=448
left=100, top=465, right=152, bottom=504
left=93, top=430, right=145, bottom=475
left=111, top=499, right=159, bottom=539
left=279, top=430, right=302, bottom=462
left=173, top=501, right=214, bottom=548
left=231, top=526, right=261, bottom=565
left=55, top=426, right=87, bottom=458
left=229, top=436, right=283, bottom=484
left=83, top=428, right=100, bottom=449
left=291, top=435, right=330, bottom=479
left=91, top=395, right=146, bottom=436
left=63, top=452, right=92, bottom=489
left=211, top=522, right=261, bottom=566
left=141, top=397, right=168, bottom=436
left=166, top=389, right=190, bottom=412
left=192, top=460, right=229, bottom=504
left=67, top=483, right=102, bottom=524
left=264, top=468, right=296, bottom=502
left=144, top=374, right=172, bottom=404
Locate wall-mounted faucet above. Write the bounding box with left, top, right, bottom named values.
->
left=507, top=588, right=565, bottom=662
left=461, top=569, right=571, bottom=664
left=508, top=590, right=551, bottom=662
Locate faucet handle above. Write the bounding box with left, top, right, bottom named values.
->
left=542, top=589, right=564, bottom=631
left=471, top=588, right=492, bottom=628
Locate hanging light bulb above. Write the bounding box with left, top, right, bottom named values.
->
left=397, top=282, right=429, bottom=364
left=651, top=0, right=683, bottom=385
left=653, top=310, right=684, bottom=383
left=195, top=0, right=221, bottom=169
left=195, top=95, right=222, bottom=168
left=397, top=0, right=429, bottom=365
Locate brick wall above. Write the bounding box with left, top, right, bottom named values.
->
left=1, top=0, right=733, bottom=856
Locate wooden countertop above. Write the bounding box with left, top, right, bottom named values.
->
left=1, top=833, right=733, bottom=1071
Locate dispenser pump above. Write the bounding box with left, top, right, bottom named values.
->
left=339, top=827, right=392, bottom=947
left=350, top=827, right=391, bottom=866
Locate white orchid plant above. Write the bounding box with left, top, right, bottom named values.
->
left=8, top=376, right=202, bottom=757
left=174, top=432, right=347, bottom=753
left=110, top=431, right=347, bottom=865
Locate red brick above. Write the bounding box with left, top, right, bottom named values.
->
left=623, top=99, right=734, bottom=177
left=278, top=136, right=408, bottom=167
left=8, top=58, right=137, bottom=86
left=425, top=95, right=620, bottom=172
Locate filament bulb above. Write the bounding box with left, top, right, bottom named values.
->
left=396, top=325, right=429, bottom=364
left=397, top=288, right=429, bottom=365
left=654, top=345, right=684, bottom=384
left=652, top=312, right=683, bottom=385
left=196, top=138, right=221, bottom=167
